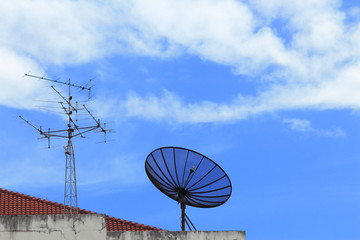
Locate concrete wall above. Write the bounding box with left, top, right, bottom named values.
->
left=0, top=214, right=106, bottom=240
left=0, top=215, right=245, bottom=240
left=107, top=231, right=246, bottom=240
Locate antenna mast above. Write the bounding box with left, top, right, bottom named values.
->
left=20, top=74, right=109, bottom=215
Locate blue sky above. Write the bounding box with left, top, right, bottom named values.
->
left=1, top=0, right=360, bottom=239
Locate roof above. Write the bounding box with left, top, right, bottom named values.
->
left=0, top=187, right=162, bottom=232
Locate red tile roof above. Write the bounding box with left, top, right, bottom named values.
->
left=0, top=187, right=161, bottom=232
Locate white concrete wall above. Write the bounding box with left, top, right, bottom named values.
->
left=0, top=215, right=245, bottom=240
left=0, top=214, right=106, bottom=240
left=107, top=231, right=246, bottom=240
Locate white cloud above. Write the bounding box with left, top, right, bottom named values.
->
left=0, top=48, right=47, bottom=109
left=1, top=0, right=360, bottom=123
left=128, top=0, right=300, bottom=74
left=283, top=118, right=346, bottom=137
left=115, top=0, right=360, bottom=123
left=0, top=0, right=125, bottom=65
left=122, top=90, right=256, bottom=123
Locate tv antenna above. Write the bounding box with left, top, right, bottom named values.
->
left=19, top=73, right=111, bottom=214
left=145, top=146, right=232, bottom=231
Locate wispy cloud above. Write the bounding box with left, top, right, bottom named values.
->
left=77, top=156, right=147, bottom=187
left=0, top=152, right=146, bottom=189
left=120, top=90, right=259, bottom=123
left=283, top=118, right=346, bottom=137
left=0, top=157, right=63, bottom=188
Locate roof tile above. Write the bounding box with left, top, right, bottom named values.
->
left=0, top=188, right=162, bottom=232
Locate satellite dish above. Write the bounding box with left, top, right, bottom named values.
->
left=145, top=146, right=232, bottom=231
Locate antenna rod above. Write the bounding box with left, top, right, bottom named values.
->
left=83, top=105, right=106, bottom=131
left=48, top=128, right=51, bottom=148
left=76, top=102, right=78, bottom=121
left=103, top=123, right=107, bottom=143
left=88, top=79, right=91, bottom=99
left=19, top=115, right=42, bottom=133
left=25, top=73, right=90, bottom=91
left=83, top=105, right=109, bottom=142
left=51, top=86, right=77, bottom=112
left=59, top=102, right=84, bottom=138
left=82, top=105, right=99, bottom=125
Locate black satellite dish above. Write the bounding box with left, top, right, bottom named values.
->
left=145, top=146, right=232, bottom=231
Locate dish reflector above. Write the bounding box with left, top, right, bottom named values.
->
left=145, top=146, right=232, bottom=208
